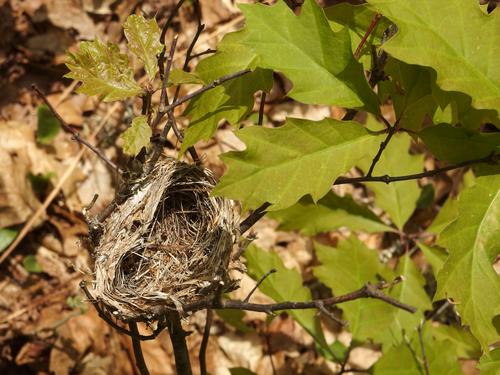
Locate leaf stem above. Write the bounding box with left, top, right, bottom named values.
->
left=354, top=13, right=382, bottom=60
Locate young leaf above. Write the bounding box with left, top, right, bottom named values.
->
left=479, top=348, right=500, bottom=375
left=65, top=38, right=142, bottom=101
left=419, top=124, right=500, bottom=163
left=36, top=105, right=60, bottom=144
left=121, top=115, right=152, bottom=156
left=216, top=310, right=253, bottom=333
left=314, top=238, right=431, bottom=347
left=366, top=0, right=500, bottom=114
left=245, top=244, right=330, bottom=354
left=268, top=192, right=394, bottom=235
left=213, top=118, right=380, bottom=210
left=124, top=14, right=163, bottom=80
left=182, top=31, right=272, bottom=154
left=359, top=133, right=424, bottom=229
left=238, top=0, right=378, bottom=112
left=436, top=174, right=500, bottom=349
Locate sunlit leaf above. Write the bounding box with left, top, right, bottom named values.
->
left=366, top=0, right=500, bottom=114
left=65, top=38, right=142, bottom=101
left=168, top=69, right=204, bottom=85
left=238, top=0, right=378, bottom=112
left=121, top=115, right=152, bottom=156
left=124, top=14, right=163, bottom=80
left=436, top=174, right=500, bottom=349
left=479, top=348, right=500, bottom=375
left=23, top=255, right=42, bottom=273
left=0, top=228, right=17, bottom=253
left=214, top=118, right=380, bottom=210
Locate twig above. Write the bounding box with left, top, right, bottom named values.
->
left=0, top=102, right=121, bottom=265
left=366, top=120, right=398, bottom=177
left=158, top=35, right=179, bottom=114
left=244, top=268, right=277, bottom=302
left=188, top=48, right=216, bottom=61
left=158, top=0, right=188, bottom=78
left=167, top=311, right=193, bottom=375
left=334, top=153, right=499, bottom=185
left=129, top=322, right=150, bottom=375
left=402, top=330, right=424, bottom=374
left=166, top=69, right=251, bottom=112
left=316, top=301, right=348, bottom=327
left=258, top=91, right=267, bottom=126
left=239, top=202, right=271, bottom=234
left=354, top=13, right=382, bottom=60
left=199, top=309, right=213, bottom=375
left=32, top=85, right=120, bottom=174
left=182, top=279, right=417, bottom=315
left=417, top=322, right=430, bottom=375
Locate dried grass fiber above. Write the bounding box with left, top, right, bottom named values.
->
left=91, top=158, right=239, bottom=321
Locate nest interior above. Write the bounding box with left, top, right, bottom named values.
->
left=91, top=158, right=240, bottom=321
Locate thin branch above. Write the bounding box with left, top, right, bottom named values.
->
left=129, top=322, right=150, bottom=375
left=166, top=69, right=251, bottom=112
left=32, top=85, right=120, bottom=174
left=199, top=309, right=213, bottom=375
left=366, top=120, right=399, bottom=177
left=188, top=48, right=216, bottom=61
left=402, top=330, right=425, bottom=375
left=334, top=153, right=499, bottom=185
left=183, top=23, right=205, bottom=72
left=417, top=322, right=430, bottom=375
left=244, top=268, right=277, bottom=303
left=316, top=300, right=348, bottom=327
left=239, top=202, right=271, bottom=234
left=182, top=279, right=417, bottom=315
left=258, top=91, right=267, bottom=126
left=167, top=311, right=193, bottom=375
left=158, top=0, right=187, bottom=77
left=354, top=13, right=382, bottom=60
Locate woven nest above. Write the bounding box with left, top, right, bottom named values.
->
left=91, top=158, right=240, bottom=321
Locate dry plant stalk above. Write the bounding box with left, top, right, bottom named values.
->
left=91, top=157, right=240, bottom=321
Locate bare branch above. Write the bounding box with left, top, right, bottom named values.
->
left=335, top=153, right=499, bottom=185
left=366, top=119, right=399, bottom=177
left=167, top=311, right=193, bottom=375
left=258, top=91, right=267, bottom=126
left=32, top=85, right=120, bottom=174
left=239, top=202, right=271, bottom=234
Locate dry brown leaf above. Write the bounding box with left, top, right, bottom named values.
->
left=45, top=0, right=96, bottom=40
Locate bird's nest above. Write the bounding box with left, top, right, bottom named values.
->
left=90, top=158, right=240, bottom=321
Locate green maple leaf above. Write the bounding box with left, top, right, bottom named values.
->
left=436, top=174, right=500, bottom=349
left=366, top=0, right=500, bottom=115
left=314, top=238, right=431, bottom=348
left=268, top=192, right=395, bottom=235
left=65, top=38, right=142, bottom=101
left=182, top=31, right=272, bottom=154
left=245, top=244, right=330, bottom=355
left=213, top=117, right=380, bottom=210
left=121, top=115, right=152, bottom=156
left=359, top=132, right=424, bottom=229
left=238, top=0, right=378, bottom=112
left=124, top=14, right=163, bottom=80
